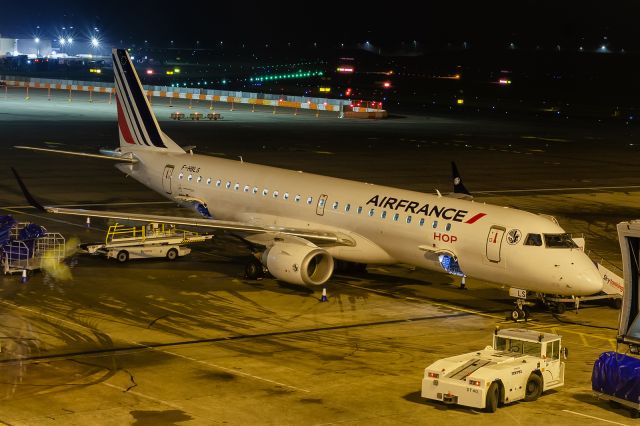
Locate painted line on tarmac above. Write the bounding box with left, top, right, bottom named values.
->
left=0, top=299, right=309, bottom=393
left=158, top=348, right=310, bottom=393
left=524, top=323, right=616, bottom=350
left=341, top=282, right=506, bottom=320
left=562, top=410, right=629, bottom=426
left=0, top=299, right=100, bottom=333
left=102, top=382, right=184, bottom=410
left=477, top=185, right=640, bottom=194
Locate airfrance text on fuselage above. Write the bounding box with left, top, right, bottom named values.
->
left=366, top=195, right=486, bottom=224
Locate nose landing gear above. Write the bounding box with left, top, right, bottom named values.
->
left=509, top=297, right=531, bottom=321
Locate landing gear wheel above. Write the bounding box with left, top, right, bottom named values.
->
left=524, top=374, right=543, bottom=402
left=485, top=382, right=499, bottom=413
left=554, top=303, right=566, bottom=315
left=511, top=309, right=526, bottom=321
left=116, top=250, right=129, bottom=263
left=245, top=260, right=263, bottom=280
left=166, top=248, right=178, bottom=261
left=611, top=298, right=622, bottom=309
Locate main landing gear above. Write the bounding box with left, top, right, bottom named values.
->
left=244, top=257, right=265, bottom=280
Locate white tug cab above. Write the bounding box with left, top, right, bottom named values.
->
left=421, top=328, right=566, bottom=412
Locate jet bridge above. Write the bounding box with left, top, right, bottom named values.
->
left=617, top=221, right=640, bottom=349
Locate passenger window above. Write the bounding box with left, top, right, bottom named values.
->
left=406, top=216, right=412, bottom=224
left=253, top=186, right=258, bottom=194
left=332, top=201, right=338, bottom=209
left=524, top=234, right=543, bottom=246
left=319, top=198, right=325, bottom=207
left=307, top=196, right=313, bottom=205
left=225, top=181, right=231, bottom=189
left=234, top=183, right=240, bottom=191
left=419, top=218, right=425, bottom=227
left=244, top=185, right=249, bottom=192
left=262, top=189, right=268, bottom=196
left=197, top=176, right=202, bottom=183
left=207, top=178, right=212, bottom=185
left=273, top=191, right=279, bottom=198
left=381, top=211, right=387, bottom=219
left=188, top=174, right=193, bottom=181
left=393, top=213, right=399, bottom=221
left=295, top=195, right=301, bottom=202
left=432, top=220, right=438, bottom=228
left=357, top=206, right=363, bottom=214
left=446, top=223, right=451, bottom=231
left=345, top=204, right=351, bottom=212
left=178, top=173, right=184, bottom=179
left=216, top=180, right=221, bottom=187
left=284, top=193, right=289, bottom=200
left=368, top=208, right=375, bottom=217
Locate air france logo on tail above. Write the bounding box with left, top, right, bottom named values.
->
left=366, top=195, right=486, bottom=223
left=112, top=49, right=167, bottom=148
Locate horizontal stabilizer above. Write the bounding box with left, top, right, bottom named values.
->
left=14, top=146, right=139, bottom=163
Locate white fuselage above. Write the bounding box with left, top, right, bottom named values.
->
left=117, top=148, right=602, bottom=296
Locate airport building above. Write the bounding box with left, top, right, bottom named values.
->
left=0, top=35, right=53, bottom=57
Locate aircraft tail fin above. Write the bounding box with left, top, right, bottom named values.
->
left=112, top=48, right=184, bottom=153
left=451, top=161, right=472, bottom=198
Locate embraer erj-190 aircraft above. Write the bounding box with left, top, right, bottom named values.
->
left=15, top=48, right=603, bottom=306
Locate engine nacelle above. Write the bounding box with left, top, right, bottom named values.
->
left=262, top=243, right=334, bottom=286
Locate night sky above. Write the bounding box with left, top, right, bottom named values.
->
left=0, top=1, right=638, bottom=50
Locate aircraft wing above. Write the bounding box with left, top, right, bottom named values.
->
left=45, top=206, right=355, bottom=246
left=11, top=167, right=354, bottom=247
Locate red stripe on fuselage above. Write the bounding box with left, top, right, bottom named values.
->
left=465, top=213, right=486, bottom=224
left=116, top=96, right=136, bottom=145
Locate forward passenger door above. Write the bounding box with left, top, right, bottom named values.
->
left=163, top=165, right=174, bottom=194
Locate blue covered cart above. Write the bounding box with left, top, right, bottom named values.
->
left=0, top=215, right=65, bottom=275
left=592, top=351, right=640, bottom=417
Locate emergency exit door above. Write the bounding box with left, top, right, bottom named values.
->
left=486, top=226, right=506, bottom=263
left=163, top=165, right=174, bottom=194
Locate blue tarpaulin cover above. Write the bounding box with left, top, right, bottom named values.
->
left=592, top=351, right=640, bottom=403
left=0, top=215, right=17, bottom=247
left=18, top=223, right=46, bottom=241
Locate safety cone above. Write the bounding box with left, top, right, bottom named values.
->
left=320, top=288, right=328, bottom=302
left=21, top=269, right=28, bottom=283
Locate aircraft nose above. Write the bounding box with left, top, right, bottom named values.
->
left=575, top=265, right=604, bottom=296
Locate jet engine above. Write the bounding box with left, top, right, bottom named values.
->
left=262, top=243, right=334, bottom=286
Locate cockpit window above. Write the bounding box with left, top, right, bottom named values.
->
left=524, top=234, right=542, bottom=246
left=544, top=233, right=578, bottom=248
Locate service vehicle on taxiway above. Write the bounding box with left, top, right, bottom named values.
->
left=421, top=328, right=566, bottom=412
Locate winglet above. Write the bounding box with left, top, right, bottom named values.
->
left=11, top=168, right=46, bottom=212
left=451, top=161, right=471, bottom=196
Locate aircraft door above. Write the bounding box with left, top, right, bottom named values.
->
left=486, top=226, right=506, bottom=262
left=163, top=165, right=174, bottom=194
left=316, top=194, right=328, bottom=216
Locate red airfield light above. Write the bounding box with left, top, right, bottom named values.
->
left=383, top=81, right=391, bottom=88
left=146, top=69, right=154, bottom=75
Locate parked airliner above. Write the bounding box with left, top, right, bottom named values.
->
left=15, top=49, right=603, bottom=309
